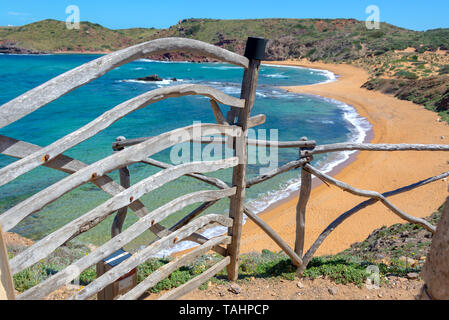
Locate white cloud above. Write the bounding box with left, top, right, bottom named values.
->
left=8, top=12, right=31, bottom=16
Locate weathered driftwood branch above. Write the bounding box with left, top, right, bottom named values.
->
left=170, top=201, right=218, bottom=231
left=313, top=143, right=449, bottom=154
left=0, top=38, right=248, bottom=130
left=295, top=165, right=312, bottom=258
left=114, top=136, right=315, bottom=149
left=70, top=215, right=233, bottom=300
left=298, top=169, right=449, bottom=274
left=304, top=164, right=436, bottom=233
left=0, top=135, right=187, bottom=244
left=246, top=158, right=309, bottom=188
left=0, top=226, right=15, bottom=300
left=210, top=100, right=228, bottom=125
left=111, top=137, right=130, bottom=238
left=158, top=256, right=231, bottom=300
left=118, top=235, right=231, bottom=300
left=0, top=124, right=240, bottom=232
left=0, top=86, right=243, bottom=188
left=227, top=58, right=262, bottom=281
left=243, top=207, right=302, bottom=267
left=17, top=192, right=235, bottom=300
left=10, top=159, right=237, bottom=274
left=141, top=158, right=229, bottom=189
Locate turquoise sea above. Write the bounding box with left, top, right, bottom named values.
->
left=0, top=54, right=371, bottom=252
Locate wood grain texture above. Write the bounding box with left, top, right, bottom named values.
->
left=70, top=215, right=233, bottom=300
left=246, top=158, right=309, bottom=188
left=313, top=143, right=449, bottom=154
left=111, top=136, right=130, bottom=238
left=158, top=257, right=231, bottom=300
left=295, top=166, right=312, bottom=258
left=10, top=159, right=237, bottom=275
left=227, top=59, right=261, bottom=281
left=118, top=236, right=231, bottom=300
left=0, top=124, right=241, bottom=232
left=0, top=226, right=15, bottom=300
left=17, top=190, right=235, bottom=300
left=0, top=86, right=243, bottom=188
left=0, top=38, right=248, bottom=130
left=0, top=135, right=178, bottom=242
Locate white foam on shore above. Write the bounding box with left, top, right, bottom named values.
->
left=119, top=78, right=185, bottom=86
left=261, top=63, right=337, bottom=84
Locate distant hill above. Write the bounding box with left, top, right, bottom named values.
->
left=2, top=18, right=449, bottom=120
left=1, top=18, right=449, bottom=62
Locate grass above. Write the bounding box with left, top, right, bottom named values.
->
left=10, top=206, right=442, bottom=296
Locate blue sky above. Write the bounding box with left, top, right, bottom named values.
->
left=1, top=0, right=448, bottom=31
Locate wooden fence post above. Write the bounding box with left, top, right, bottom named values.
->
left=111, top=136, right=131, bottom=238
left=295, top=139, right=313, bottom=259
left=0, top=226, right=15, bottom=300
left=226, top=37, right=266, bottom=281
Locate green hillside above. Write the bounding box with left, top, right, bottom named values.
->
left=2, top=18, right=449, bottom=61
left=2, top=18, right=449, bottom=117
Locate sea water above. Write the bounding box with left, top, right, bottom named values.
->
left=0, top=54, right=371, bottom=252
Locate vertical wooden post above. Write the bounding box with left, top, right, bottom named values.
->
left=226, top=37, right=266, bottom=281
left=111, top=136, right=131, bottom=238
left=295, top=140, right=312, bottom=263
left=0, top=226, right=15, bottom=300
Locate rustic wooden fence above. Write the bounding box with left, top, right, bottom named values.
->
left=1, top=37, right=449, bottom=300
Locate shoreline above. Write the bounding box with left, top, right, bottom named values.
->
left=238, top=59, right=449, bottom=256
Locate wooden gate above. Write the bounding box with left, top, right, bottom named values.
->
left=2, top=36, right=449, bottom=300
left=0, top=37, right=267, bottom=299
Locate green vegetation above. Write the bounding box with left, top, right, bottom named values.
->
left=9, top=205, right=441, bottom=295
left=2, top=18, right=449, bottom=62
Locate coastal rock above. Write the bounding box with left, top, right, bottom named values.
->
left=136, top=74, right=163, bottom=82
left=328, top=287, right=338, bottom=295
left=407, top=272, right=419, bottom=280
left=399, top=256, right=417, bottom=266
left=228, top=284, right=242, bottom=294
left=0, top=41, right=43, bottom=55
left=296, top=281, right=305, bottom=289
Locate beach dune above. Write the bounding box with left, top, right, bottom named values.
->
left=239, top=60, right=449, bottom=256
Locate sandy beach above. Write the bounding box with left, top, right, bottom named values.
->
left=239, top=59, right=449, bottom=256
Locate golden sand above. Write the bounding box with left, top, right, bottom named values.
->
left=239, top=60, right=449, bottom=255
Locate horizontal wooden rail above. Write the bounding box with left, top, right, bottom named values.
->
left=158, top=256, right=231, bottom=300
left=17, top=190, right=235, bottom=300
left=118, top=235, right=231, bottom=300
left=246, top=158, right=310, bottom=188
left=0, top=86, right=243, bottom=188
left=298, top=168, right=449, bottom=274
left=304, top=164, right=436, bottom=233
left=117, top=140, right=449, bottom=153
left=0, top=38, right=249, bottom=130
left=10, top=159, right=237, bottom=274
left=312, top=143, right=449, bottom=154
left=70, top=215, right=233, bottom=300
left=0, top=124, right=240, bottom=232
left=114, top=136, right=317, bottom=150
